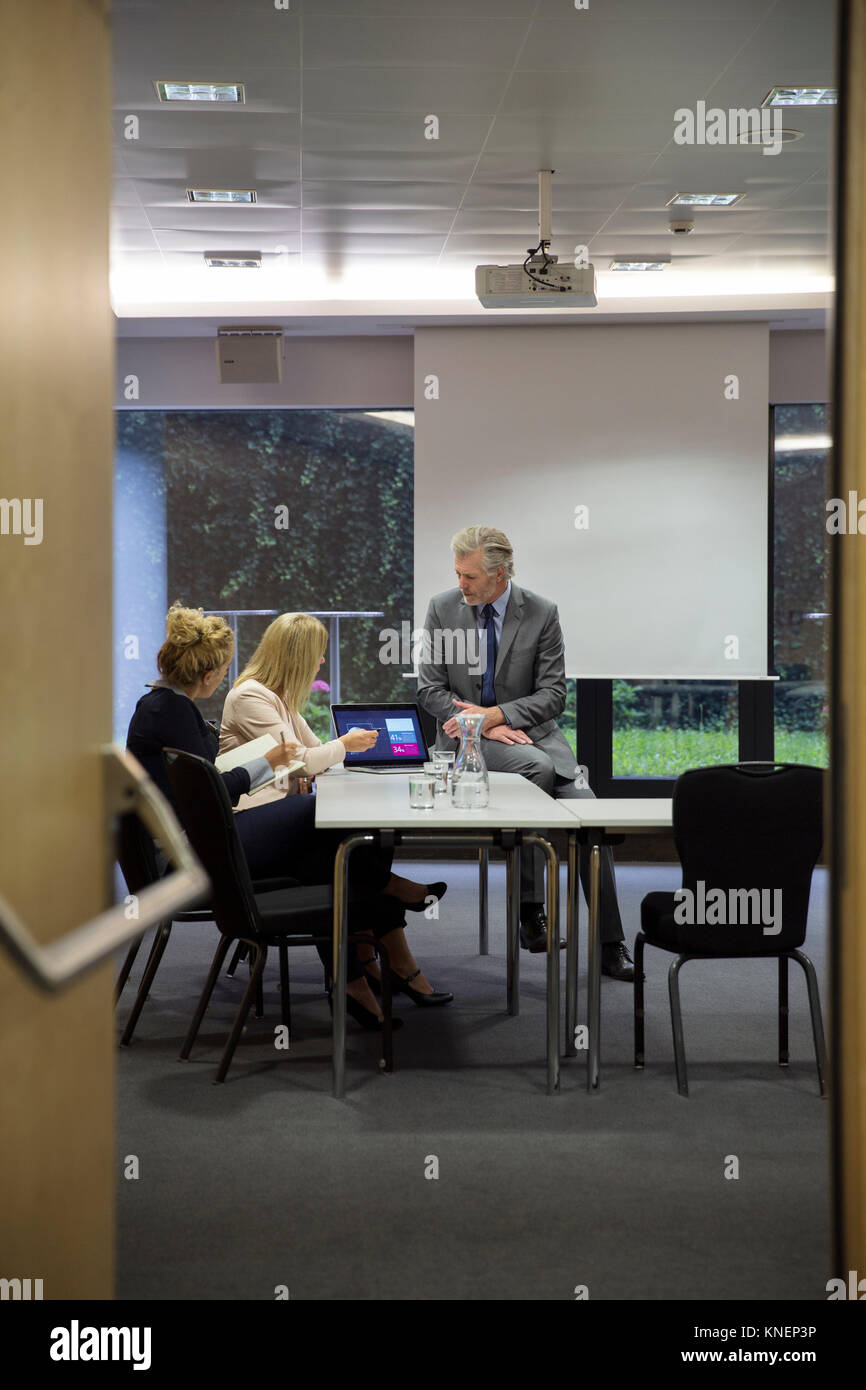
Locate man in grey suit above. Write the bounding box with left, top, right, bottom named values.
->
left=416, top=523, right=635, bottom=979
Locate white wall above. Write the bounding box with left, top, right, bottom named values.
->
left=116, top=325, right=825, bottom=411
left=414, top=323, right=771, bottom=679
left=769, top=329, right=829, bottom=403
left=115, top=334, right=413, bottom=409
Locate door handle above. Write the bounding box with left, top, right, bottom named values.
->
left=0, top=746, right=210, bottom=992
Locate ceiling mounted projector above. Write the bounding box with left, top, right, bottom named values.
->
left=475, top=260, right=597, bottom=307
left=475, top=170, right=598, bottom=308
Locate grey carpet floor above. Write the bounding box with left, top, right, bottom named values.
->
left=115, top=863, right=830, bottom=1302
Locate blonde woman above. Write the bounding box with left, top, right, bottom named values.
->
left=221, top=613, right=452, bottom=1007
left=126, top=605, right=412, bottom=1032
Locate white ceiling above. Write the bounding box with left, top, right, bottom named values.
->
left=111, top=0, right=837, bottom=331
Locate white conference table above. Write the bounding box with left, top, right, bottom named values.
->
left=559, top=798, right=674, bottom=1091
left=315, top=768, right=580, bottom=1098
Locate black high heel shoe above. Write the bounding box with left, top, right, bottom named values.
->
left=404, top=881, right=448, bottom=913
left=387, top=967, right=453, bottom=1007
left=328, top=990, right=403, bottom=1031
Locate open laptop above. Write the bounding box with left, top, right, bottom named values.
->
left=330, top=702, right=431, bottom=774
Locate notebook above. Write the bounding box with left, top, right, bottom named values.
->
left=215, top=734, right=304, bottom=792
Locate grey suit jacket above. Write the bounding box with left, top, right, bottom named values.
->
left=416, top=582, right=577, bottom=780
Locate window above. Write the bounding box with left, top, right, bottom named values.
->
left=114, top=409, right=414, bottom=741
left=772, top=404, right=830, bottom=767
left=612, top=679, right=739, bottom=778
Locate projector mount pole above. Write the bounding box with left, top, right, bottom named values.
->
left=538, top=169, right=553, bottom=256
left=523, top=169, right=559, bottom=287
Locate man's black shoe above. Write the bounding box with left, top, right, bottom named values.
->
left=601, top=942, right=640, bottom=982
left=519, top=907, right=548, bottom=953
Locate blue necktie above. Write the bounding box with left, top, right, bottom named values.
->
left=480, top=603, right=497, bottom=706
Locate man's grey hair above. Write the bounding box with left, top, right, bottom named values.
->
left=451, top=525, right=515, bottom=578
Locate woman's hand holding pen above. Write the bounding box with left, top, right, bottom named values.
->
left=264, top=735, right=303, bottom=769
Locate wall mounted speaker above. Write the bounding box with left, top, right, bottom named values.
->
left=216, top=327, right=283, bottom=384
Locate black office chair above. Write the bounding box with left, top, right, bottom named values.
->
left=634, top=762, right=826, bottom=1096
left=115, top=812, right=217, bottom=1044
left=115, top=811, right=300, bottom=1043
left=162, top=748, right=394, bottom=1083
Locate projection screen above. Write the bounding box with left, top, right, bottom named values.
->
left=413, top=323, right=770, bottom=679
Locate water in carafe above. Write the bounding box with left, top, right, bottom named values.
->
left=451, top=710, right=490, bottom=809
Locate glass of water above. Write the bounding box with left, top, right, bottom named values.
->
left=423, top=760, right=446, bottom=795
left=408, top=772, right=436, bottom=809
left=432, top=749, right=455, bottom=794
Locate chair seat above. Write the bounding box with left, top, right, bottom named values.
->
left=253, top=884, right=334, bottom=934
left=641, top=891, right=794, bottom=957
left=177, top=876, right=304, bottom=924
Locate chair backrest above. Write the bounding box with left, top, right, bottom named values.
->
left=672, top=762, right=823, bottom=953
left=117, top=813, right=162, bottom=896
left=163, top=748, right=263, bottom=942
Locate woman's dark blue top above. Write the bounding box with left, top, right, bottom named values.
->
left=126, top=686, right=251, bottom=809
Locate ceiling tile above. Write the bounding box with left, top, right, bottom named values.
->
left=302, top=67, right=509, bottom=113
left=302, top=112, right=493, bottom=152
left=302, top=15, right=533, bottom=69
left=302, top=150, right=480, bottom=181
left=301, top=180, right=466, bottom=208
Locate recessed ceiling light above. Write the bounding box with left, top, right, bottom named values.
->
left=609, top=258, right=669, bottom=271
left=154, top=80, right=245, bottom=103
left=667, top=192, right=744, bottom=207
left=735, top=127, right=804, bottom=146
left=188, top=189, right=256, bottom=204
left=762, top=86, right=837, bottom=107
left=204, top=251, right=261, bottom=268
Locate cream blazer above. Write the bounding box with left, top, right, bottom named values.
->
left=219, top=678, right=346, bottom=811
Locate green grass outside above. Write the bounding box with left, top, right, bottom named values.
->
left=612, top=727, right=827, bottom=777
left=772, top=729, right=829, bottom=769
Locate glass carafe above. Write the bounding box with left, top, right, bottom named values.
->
left=450, top=711, right=490, bottom=809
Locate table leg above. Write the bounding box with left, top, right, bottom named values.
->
left=587, top=840, right=601, bottom=1091
left=506, top=840, right=521, bottom=1015
left=565, top=829, right=579, bottom=1057
left=331, top=835, right=361, bottom=1099
left=478, top=848, right=489, bottom=955
left=540, top=838, right=561, bottom=1095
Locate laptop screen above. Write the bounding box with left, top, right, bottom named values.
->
left=330, top=703, right=429, bottom=767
